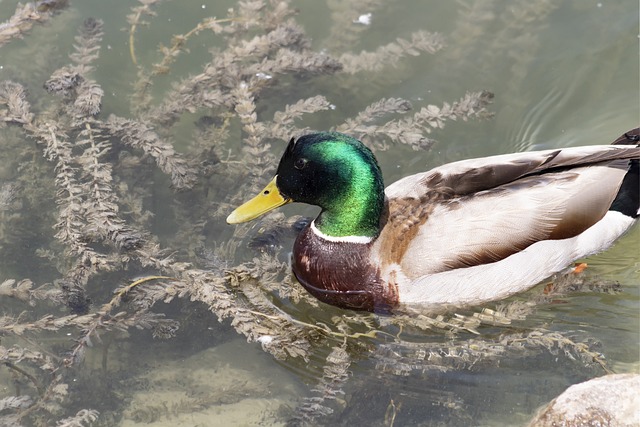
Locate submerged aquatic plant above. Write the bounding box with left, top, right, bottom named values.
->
left=0, top=0, right=631, bottom=425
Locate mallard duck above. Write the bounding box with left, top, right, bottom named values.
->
left=227, top=129, right=640, bottom=313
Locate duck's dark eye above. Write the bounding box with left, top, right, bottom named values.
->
left=294, top=158, right=308, bottom=170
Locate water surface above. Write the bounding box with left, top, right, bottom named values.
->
left=0, top=1, right=638, bottom=425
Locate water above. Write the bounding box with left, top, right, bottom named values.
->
left=0, top=0, right=638, bottom=426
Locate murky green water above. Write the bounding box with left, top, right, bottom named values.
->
left=0, top=0, right=638, bottom=425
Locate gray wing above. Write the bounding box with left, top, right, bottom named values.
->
left=380, top=142, right=639, bottom=277
left=386, top=143, right=639, bottom=199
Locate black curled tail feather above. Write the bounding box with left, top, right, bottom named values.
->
left=610, top=127, right=639, bottom=218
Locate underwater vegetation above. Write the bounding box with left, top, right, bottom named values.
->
left=0, top=0, right=637, bottom=425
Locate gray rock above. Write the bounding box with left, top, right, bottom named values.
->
left=529, top=373, right=640, bottom=427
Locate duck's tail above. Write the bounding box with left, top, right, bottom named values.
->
left=610, top=128, right=639, bottom=218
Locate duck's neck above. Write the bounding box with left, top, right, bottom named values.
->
left=313, top=168, right=385, bottom=239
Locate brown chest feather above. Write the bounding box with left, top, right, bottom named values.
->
left=292, top=226, right=399, bottom=313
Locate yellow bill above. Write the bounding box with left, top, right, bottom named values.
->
left=226, top=176, right=291, bottom=224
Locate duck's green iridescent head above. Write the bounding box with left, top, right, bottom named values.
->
left=227, top=132, right=386, bottom=238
